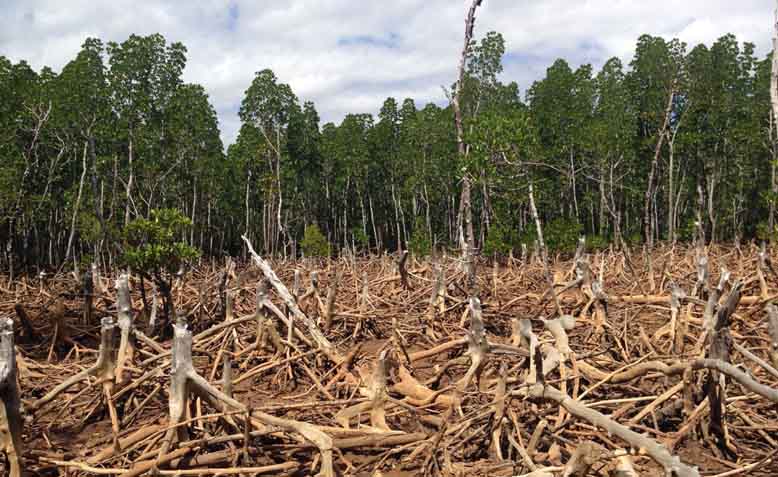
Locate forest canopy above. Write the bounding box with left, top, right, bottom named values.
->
left=1, top=30, right=775, bottom=269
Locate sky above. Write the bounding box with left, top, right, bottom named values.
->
left=0, top=0, right=774, bottom=146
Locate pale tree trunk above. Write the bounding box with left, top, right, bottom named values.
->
left=424, top=183, right=432, bottom=246
left=599, top=163, right=607, bottom=235
left=770, top=1, right=778, bottom=232
left=276, top=128, right=284, bottom=255
left=667, top=110, right=684, bottom=243
left=190, top=178, right=197, bottom=246
left=64, top=141, right=88, bottom=265
left=643, top=80, right=676, bottom=248
left=570, top=148, right=579, bottom=221
left=124, top=131, right=134, bottom=226
left=453, top=0, right=483, bottom=264
left=606, top=161, right=624, bottom=248
left=770, top=115, right=777, bottom=233
left=668, top=130, right=675, bottom=243
left=708, top=175, right=717, bottom=243
left=244, top=169, right=251, bottom=259
left=369, top=193, right=380, bottom=251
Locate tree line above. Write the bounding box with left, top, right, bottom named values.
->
left=1, top=30, right=775, bottom=272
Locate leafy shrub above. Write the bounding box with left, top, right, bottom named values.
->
left=756, top=221, right=778, bottom=243
left=122, top=208, right=200, bottom=336
left=409, top=217, right=431, bottom=257
left=483, top=222, right=513, bottom=257
left=351, top=227, right=369, bottom=251
left=626, top=231, right=643, bottom=246
left=518, top=218, right=582, bottom=254
left=586, top=235, right=609, bottom=251
left=123, top=209, right=200, bottom=273
left=544, top=218, right=583, bottom=253
left=301, top=224, right=330, bottom=257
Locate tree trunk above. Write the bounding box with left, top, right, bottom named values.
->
left=244, top=168, right=251, bottom=259
left=125, top=130, right=134, bottom=226
left=643, top=81, right=675, bottom=247
left=453, top=0, right=483, bottom=262
left=190, top=178, right=197, bottom=246
left=770, top=2, right=778, bottom=232
left=64, top=141, right=88, bottom=265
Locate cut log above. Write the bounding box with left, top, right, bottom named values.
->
left=0, top=317, right=23, bottom=477
left=115, top=273, right=136, bottom=385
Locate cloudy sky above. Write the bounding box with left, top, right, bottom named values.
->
left=1, top=1, right=774, bottom=145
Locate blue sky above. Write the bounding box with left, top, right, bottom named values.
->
left=1, top=0, right=774, bottom=145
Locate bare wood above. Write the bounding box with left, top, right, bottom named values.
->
left=644, top=79, right=677, bottom=247
left=83, top=266, right=94, bottom=326
left=397, top=250, right=409, bottom=289
left=458, top=297, right=489, bottom=392
left=115, top=273, right=135, bottom=385
left=562, top=441, right=606, bottom=477
left=30, top=317, right=118, bottom=412
left=88, top=423, right=165, bottom=464
left=767, top=304, right=778, bottom=369
left=732, top=341, right=778, bottom=380
left=241, top=235, right=342, bottom=364
left=771, top=0, right=778, bottom=136
left=453, top=0, right=482, bottom=269
left=529, top=183, right=563, bottom=317
left=323, top=268, right=341, bottom=331
left=528, top=384, right=699, bottom=477
left=0, top=318, right=22, bottom=477
left=153, top=316, right=335, bottom=477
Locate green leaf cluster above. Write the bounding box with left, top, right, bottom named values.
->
left=122, top=208, right=200, bottom=276
left=300, top=224, right=330, bottom=257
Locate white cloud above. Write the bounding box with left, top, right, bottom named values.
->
left=0, top=0, right=774, bottom=145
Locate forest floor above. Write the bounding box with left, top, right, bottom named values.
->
left=1, top=243, right=777, bottom=476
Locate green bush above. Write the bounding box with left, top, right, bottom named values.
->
left=301, top=224, right=330, bottom=257
left=409, top=217, right=431, bottom=257
left=756, top=221, right=778, bottom=243
left=122, top=208, right=200, bottom=274
left=518, top=218, right=582, bottom=254
left=586, top=235, right=609, bottom=251
left=544, top=218, right=583, bottom=253
left=483, top=222, right=513, bottom=257
left=122, top=208, right=200, bottom=336
left=351, top=227, right=369, bottom=251
left=626, top=231, right=643, bottom=246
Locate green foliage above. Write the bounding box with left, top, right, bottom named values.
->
left=351, top=227, right=369, bottom=249
left=483, top=222, right=514, bottom=257
left=0, top=28, right=776, bottom=270
left=518, top=219, right=583, bottom=253
left=756, top=221, right=778, bottom=243
left=678, top=218, right=697, bottom=243
left=77, top=212, right=103, bottom=244
left=586, top=235, right=610, bottom=251
left=300, top=224, right=330, bottom=257
left=409, top=218, right=431, bottom=257
left=122, top=209, right=200, bottom=277
left=538, top=219, right=584, bottom=253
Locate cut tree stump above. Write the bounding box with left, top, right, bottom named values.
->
left=0, top=317, right=23, bottom=477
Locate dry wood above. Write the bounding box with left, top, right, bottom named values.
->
left=5, top=244, right=778, bottom=477
left=0, top=318, right=22, bottom=477
left=242, top=235, right=342, bottom=364
left=767, top=303, right=778, bottom=369
left=527, top=384, right=699, bottom=477
left=115, top=273, right=136, bottom=385
left=149, top=314, right=335, bottom=477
